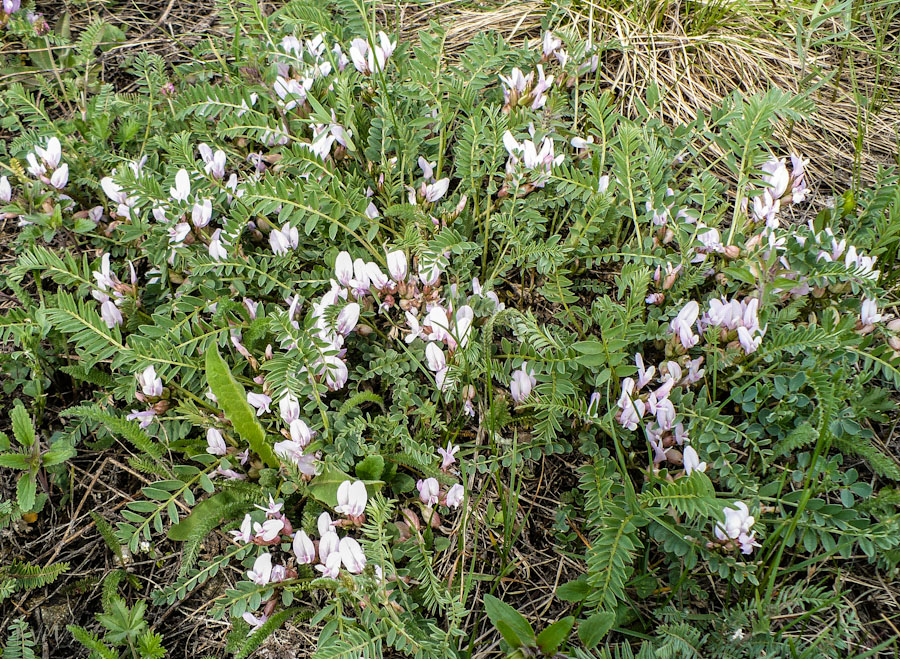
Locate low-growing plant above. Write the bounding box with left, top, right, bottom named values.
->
left=1, top=0, right=899, bottom=656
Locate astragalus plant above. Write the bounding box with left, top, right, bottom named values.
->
left=1, top=0, right=899, bottom=656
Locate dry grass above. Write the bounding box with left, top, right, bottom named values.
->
left=390, top=0, right=899, bottom=190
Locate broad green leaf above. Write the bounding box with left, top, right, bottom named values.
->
left=42, top=444, right=76, bottom=467
left=18, top=472, right=37, bottom=512
left=11, top=400, right=35, bottom=449
left=556, top=577, right=591, bottom=602
left=205, top=344, right=278, bottom=468
left=168, top=490, right=239, bottom=541
left=483, top=594, right=535, bottom=649
left=536, top=616, right=574, bottom=654
left=0, top=453, right=29, bottom=470
left=578, top=611, right=616, bottom=649
left=355, top=455, right=384, bottom=481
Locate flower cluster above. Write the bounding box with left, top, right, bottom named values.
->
left=26, top=137, right=68, bottom=189
left=747, top=155, right=808, bottom=228
left=499, top=31, right=599, bottom=114
left=700, top=296, right=765, bottom=355
left=712, top=502, right=760, bottom=554
left=234, top=487, right=371, bottom=602
left=501, top=128, right=563, bottom=194
left=612, top=353, right=705, bottom=469
left=670, top=295, right=764, bottom=356
left=91, top=253, right=135, bottom=330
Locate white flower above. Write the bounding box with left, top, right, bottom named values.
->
left=242, top=612, right=268, bottom=633
left=209, top=150, right=226, bottom=178
left=230, top=514, right=252, bottom=543
left=714, top=502, right=759, bottom=555
left=317, top=512, right=334, bottom=537
left=348, top=31, right=396, bottom=75
left=542, top=31, right=561, bottom=57
left=247, top=392, right=272, bottom=416
left=386, top=250, right=408, bottom=282
left=761, top=158, right=790, bottom=199
left=208, top=229, right=228, bottom=260
left=365, top=262, right=391, bottom=291
left=206, top=428, right=227, bottom=456
left=168, top=222, right=191, bottom=244
left=253, top=519, right=283, bottom=542
left=318, top=530, right=340, bottom=563
left=169, top=169, right=191, bottom=202
left=35, top=137, right=62, bottom=169
left=316, top=550, right=342, bottom=579
left=339, top=536, right=366, bottom=574
left=49, top=163, right=68, bottom=189
left=290, top=419, right=315, bottom=447
left=93, top=253, right=120, bottom=291
left=445, top=483, right=464, bottom=509
left=273, top=76, right=311, bottom=111
left=293, top=530, right=316, bottom=564
left=418, top=156, right=436, bottom=181
left=191, top=198, right=212, bottom=228
left=336, top=303, right=361, bottom=336
left=0, top=176, right=10, bottom=202
left=321, top=355, right=348, bottom=390
left=737, top=326, right=762, bottom=354
left=247, top=552, right=273, bottom=585
left=26, top=153, right=45, bottom=177
left=279, top=394, right=300, bottom=424
left=425, top=342, right=446, bottom=372
left=861, top=298, right=885, bottom=325
left=682, top=445, right=707, bottom=475
left=422, top=177, right=450, bottom=202
left=510, top=365, right=536, bottom=403
left=335, top=480, right=368, bottom=518
left=670, top=301, right=700, bottom=349
left=334, top=251, right=354, bottom=286
left=136, top=365, right=163, bottom=397
left=100, top=298, right=123, bottom=328
left=269, top=223, right=298, bottom=255
left=417, top=477, right=440, bottom=506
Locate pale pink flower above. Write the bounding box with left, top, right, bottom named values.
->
left=510, top=365, right=536, bottom=403
left=247, top=392, right=272, bottom=416
left=445, top=483, right=464, bottom=509
left=417, top=477, right=440, bottom=506
left=206, top=428, right=227, bottom=456
left=136, top=365, right=162, bottom=397
left=293, top=530, right=316, bottom=564
left=437, top=441, right=459, bottom=470
left=683, top=445, right=707, bottom=475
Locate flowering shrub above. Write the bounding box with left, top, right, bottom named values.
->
left=2, top=1, right=900, bottom=656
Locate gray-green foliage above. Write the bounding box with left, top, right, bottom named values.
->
left=1, top=0, right=899, bottom=657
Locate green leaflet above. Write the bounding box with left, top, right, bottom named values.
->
left=167, top=489, right=239, bottom=541
left=10, top=400, right=35, bottom=449
left=536, top=616, right=574, bottom=655
left=205, top=344, right=279, bottom=468
left=483, top=593, right=535, bottom=649
left=578, top=611, right=616, bottom=649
